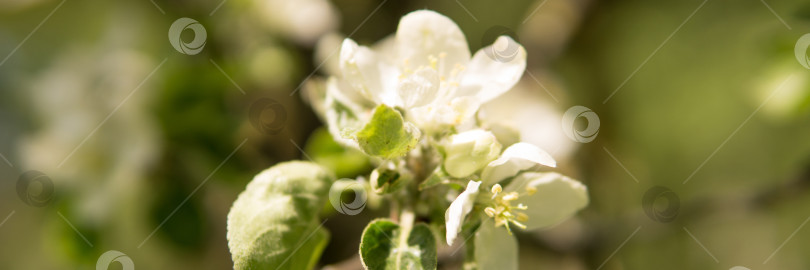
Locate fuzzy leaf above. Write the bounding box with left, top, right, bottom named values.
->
left=227, top=161, right=333, bottom=270
left=355, top=104, right=420, bottom=159
left=360, top=219, right=437, bottom=270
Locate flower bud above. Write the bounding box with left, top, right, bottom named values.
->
left=369, top=161, right=412, bottom=194
left=442, top=129, right=502, bottom=178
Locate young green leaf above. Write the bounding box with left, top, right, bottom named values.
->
left=227, top=161, right=333, bottom=270
left=355, top=104, right=420, bottom=159
left=360, top=219, right=438, bottom=270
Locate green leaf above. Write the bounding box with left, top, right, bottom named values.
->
left=355, top=104, right=420, bottom=159
left=227, top=161, right=334, bottom=270
left=360, top=219, right=438, bottom=270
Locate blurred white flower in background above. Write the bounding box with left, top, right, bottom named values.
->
left=314, top=32, right=346, bottom=76
left=16, top=16, right=164, bottom=265
left=481, top=77, right=577, bottom=161
left=254, top=0, right=340, bottom=45
left=754, top=60, right=810, bottom=120
left=0, top=0, right=49, bottom=12
left=213, top=0, right=341, bottom=92
left=21, top=45, right=159, bottom=222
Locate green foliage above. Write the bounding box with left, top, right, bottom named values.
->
left=355, top=105, right=420, bottom=159
left=226, top=161, right=333, bottom=270
left=360, top=219, right=438, bottom=270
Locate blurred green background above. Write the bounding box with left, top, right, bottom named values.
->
left=1, top=0, right=810, bottom=269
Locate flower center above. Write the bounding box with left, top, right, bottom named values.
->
left=399, top=53, right=465, bottom=85
left=484, top=184, right=529, bottom=234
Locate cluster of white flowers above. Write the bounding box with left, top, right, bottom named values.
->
left=306, top=10, right=588, bottom=268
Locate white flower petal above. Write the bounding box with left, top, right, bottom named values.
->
left=481, top=142, right=556, bottom=186
left=372, top=34, right=397, bottom=65
left=506, top=172, right=588, bottom=230
left=474, top=219, right=518, bottom=270
left=408, top=104, right=453, bottom=132
left=458, top=36, right=526, bottom=103
left=324, top=77, right=367, bottom=149
left=449, top=96, right=481, bottom=125
left=445, top=180, right=481, bottom=245
left=406, top=96, right=480, bottom=133
left=398, top=68, right=440, bottom=108
left=325, top=75, right=373, bottom=111
left=370, top=36, right=401, bottom=103
left=339, top=39, right=400, bottom=106
left=396, top=10, right=471, bottom=78
left=443, top=129, right=501, bottom=178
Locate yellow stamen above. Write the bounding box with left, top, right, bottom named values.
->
left=484, top=207, right=497, bottom=217
left=491, top=184, right=502, bottom=194
left=509, top=220, right=527, bottom=230
left=428, top=55, right=438, bottom=69
left=516, top=213, right=528, bottom=222
left=486, top=185, right=531, bottom=234
left=502, top=192, right=519, bottom=201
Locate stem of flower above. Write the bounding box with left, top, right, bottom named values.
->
left=390, top=199, right=400, bottom=222
left=396, top=206, right=415, bottom=268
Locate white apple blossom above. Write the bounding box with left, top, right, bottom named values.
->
left=313, top=10, right=527, bottom=147
left=445, top=145, right=589, bottom=269
left=473, top=172, right=587, bottom=270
